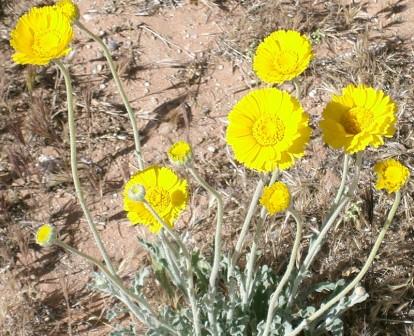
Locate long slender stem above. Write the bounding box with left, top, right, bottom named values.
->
left=334, top=154, right=349, bottom=205
left=75, top=21, right=144, bottom=170
left=55, top=241, right=179, bottom=334
left=159, top=231, right=186, bottom=291
left=287, top=153, right=363, bottom=306
left=287, top=192, right=401, bottom=336
left=143, top=200, right=202, bottom=336
left=242, top=170, right=279, bottom=307
left=188, top=165, right=224, bottom=292
left=262, top=209, right=303, bottom=336
left=228, top=178, right=265, bottom=280
left=242, top=215, right=265, bottom=307
left=187, top=164, right=223, bottom=336
left=55, top=61, right=163, bottom=332
left=55, top=60, right=115, bottom=274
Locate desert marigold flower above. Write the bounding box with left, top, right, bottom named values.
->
left=253, top=30, right=313, bottom=84
left=260, top=182, right=290, bottom=215
left=36, top=224, right=56, bottom=247
left=10, top=6, right=73, bottom=65
left=55, top=0, right=80, bottom=22
left=320, top=84, right=397, bottom=154
left=374, top=159, right=409, bottom=193
left=123, top=166, right=189, bottom=233
left=226, top=88, right=311, bottom=172
left=168, top=141, right=192, bottom=165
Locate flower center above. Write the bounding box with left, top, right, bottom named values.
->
left=33, top=30, right=62, bottom=57
left=252, top=116, right=285, bottom=146
left=341, top=106, right=373, bottom=135
left=146, top=187, right=170, bottom=213
left=274, top=51, right=298, bottom=73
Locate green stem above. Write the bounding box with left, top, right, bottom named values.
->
left=334, top=154, right=349, bottom=205
left=143, top=200, right=202, bottom=336
left=159, top=231, right=185, bottom=291
left=75, top=21, right=144, bottom=170
left=262, top=209, right=303, bottom=336
left=287, top=192, right=401, bottom=336
left=55, top=61, right=164, bottom=332
left=228, top=178, right=265, bottom=280
left=187, top=164, right=223, bottom=336
left=55, top=60, right=115, bottom=274
left=55, top=241, right=178, bottom=335
left=287, top=153, right=362, bottom=306
left=242, top=170, right=279, bottom=306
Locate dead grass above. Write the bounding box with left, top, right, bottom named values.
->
left=0, top=0, right=413, bottom=335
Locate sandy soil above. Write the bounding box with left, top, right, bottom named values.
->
left=1, top=0, right=413, bottom=335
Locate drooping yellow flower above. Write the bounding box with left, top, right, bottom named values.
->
left=55, top=0, right=80, bottom=22
left=253, top=30, right=313, bottom=84
left=123, top=166, right=189, bottom=233
left=226, top=88, right=311, bottom=172
left=260, top=182, right=290, bottom=215
left=168, top=141, right=192, bottom=165
left=36, top=224, right=56, bottom=247
left=374, top=159, right=410, bottom=193
left=320, top=84, right=397, bottom=154
left=10, top=6, right=73, bottom=65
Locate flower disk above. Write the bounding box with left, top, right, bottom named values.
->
left=374, top=159, right=409, bottom=193
left=168, top=141, right=192, bottom=165
left=36, top=224, right=56, bottom=247
left=123, top=166, right=189, bottom=233
left=320, top=84, right=397, bottom=154
left=260, top=182, right=290, bottom=215
left=55, top=0, right=80, bottom=22
left=226, top=88, right=311, bottom=172
left=10, top=6, right=73, bottom=65
left=253, top=30, right=312, bottom=84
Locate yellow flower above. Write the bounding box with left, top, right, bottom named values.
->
left=168, top=141, right=192, bottom=165
left=260, top=182, right=290, bottom=215
left=55, top=0, right=80, bottom=22
left=226, top=88, right=311, bottom=172
left=320, top=84, right=397, bottom=154
left=123, top=166, right=189, bottom=233
left=10, top=6, right=73, bottom=65
left=253, top=30, right=312, bottom=84
left=36, top=224, right=56, bottom=247
left=374, top=159, right=409, bottom=193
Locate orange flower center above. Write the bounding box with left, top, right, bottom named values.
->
left=33, top=30, right=62, bottom=57
left=273, top=51, right=298, bottom=74
left=341, top=106, right=372, bottom=134
left=146, top=187, right=170, bottom=213
left=252, top=116, right=285, bottom=146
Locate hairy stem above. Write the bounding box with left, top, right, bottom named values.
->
left=55, top=61, right=163, bottom=331
left=187, top=164, right=223, bottom=335
left=143, top=200, right=202, bottom=336
left=262, top=209, right=303, bottom=336
left=75, top=21, right=144, bottom=170
left=287, top=192, right=401, bottom=336
left=55, top=241, right=177, bottom=334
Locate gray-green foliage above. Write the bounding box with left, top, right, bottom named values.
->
left=98, top=236, right=368, bottom=336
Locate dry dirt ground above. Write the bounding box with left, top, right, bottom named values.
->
left=0, top=0, right=413, bottom=335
